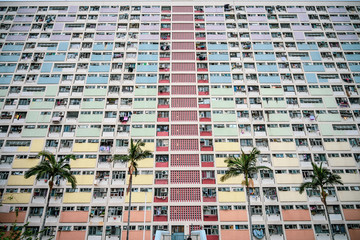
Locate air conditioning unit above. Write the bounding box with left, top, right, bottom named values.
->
left=160, top=188, right=167, bottom=193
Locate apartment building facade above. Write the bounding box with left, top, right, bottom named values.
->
left=0, top=0, right=359, bottom=239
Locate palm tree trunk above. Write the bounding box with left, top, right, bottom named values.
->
left=322, top=195, right=334, bottom=240
left=39, top=184, right=53, bottom=239
left=126, top=175, right=133, bottom=240
left=246, top=186, right=253, bottom=240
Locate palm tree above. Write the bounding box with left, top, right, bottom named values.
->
left=24, top=151, right=77, bottom=239
left=220, top=148, right=270, bottom=240
left=299, top=162, right=343, bottom=240
left=114, top=139, right=151, bottom=240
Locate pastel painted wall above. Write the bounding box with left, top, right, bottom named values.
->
left=73, top=143, right=98, bottom=152
left=0, top=211, right=27, bottom=223
left=63, top=192, right=92, bottom=203
left=349, top=229, right=360, bottom=240
left=216, top=174, right=243, bottom=185
left=121, top=230, right=151, bottom=240
left=59, top=211, right=89, bottom=223
left=343, top=209, right=360, bottom=221
left=123, top=210, right=151, bottom=222
left=285, top=229, right=315, bottom=240
left=269, top=142, right=296, bottom=151
left=127, top=175, right=154, bottom=185
left=7, top=175, right=35, bottom=186
left=278, top=192, right=307, bottom=202
left=218, top=192, right=246, bottom=203
left=282, top=209, right=311, bottom=221
left=70, top=158, right=97, bottom=168
left=221, top=230, right=249, bottom=240
left=12, top=158, right=39, bottom=168
left=214, top=142, right=240, bottom=152
left=338, top=191, right=360, bottom=202
left=219, top=210, right=247, bottom=221
left=56, top=231, right=86, bottom=240
left=125, top=192, right=153, bottom=203
left=2, top=193, right=31, bottom=204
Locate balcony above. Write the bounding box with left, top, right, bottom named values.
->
left=156, top=146, right=168, bottom=151
left=200, top=145, right=213, bottom=151
left=204, top=214, right=218, bottom=221
left=202, top=178, right=215, bottom=184
left=154, top=195, right=168, bottom=203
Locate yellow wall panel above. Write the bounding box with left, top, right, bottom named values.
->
left=215, top=158, right=227, bottom=167
left=214, top=142, right=240, bottom=152
left=275, top=174, right=303, bottom=184
left=323, top=142, right=351, bottom=151
left=67, top=175, right=94, bottom=186
left=2, top=193, right=31, bottom=204
left=137, top=158, right=154, bottom=168
left=127, top=175, right=154, bottom=185
left=125, top=192, right=153, bottom=203
left=279, top=192, right=307, bottom=202
left=7, top=175, right=35, bottom=186
left=272, top=157, right=299, bottom=167
left=217, top=174, right=243, bottom=185
left=329, top=157, right=356, bottom=167
left=12, top=159, right=39, bottom=169
left=339, top=174, right=360, bottom=184
left=17, top=147, right=29, bottom=152
left=63, top=192, right=92, bottom=203
left=338, top=191, right=360, bottom=202
left=269, top=142, right=296, bottom=151
left=141, top=143, right=154, bottom=152
left=218, top=192, right=246, bottom=203
left=70, top=158, right=97, bottom=168
left=73, top=143, right=98, bottom=152
left=30, top=139, right=44, bottom=153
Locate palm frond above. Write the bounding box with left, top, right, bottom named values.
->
left=116, top=155, right=131, bottom=163
left=299, top=181, right=316, bottom=194
left=220, top=147, right=268, bottom=186
left=38, top=151, right=56, bottom=165
left=59, top=154, right=76, bottom=165
left=24, top=163, right=51, bottom=180
left=60, top=170, right=77, bottom=189
left=220, top=169, right=241, bottom=182
left=26, top=151, right=77, bottom=189
left=298, top=162, right=344, bottom=194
